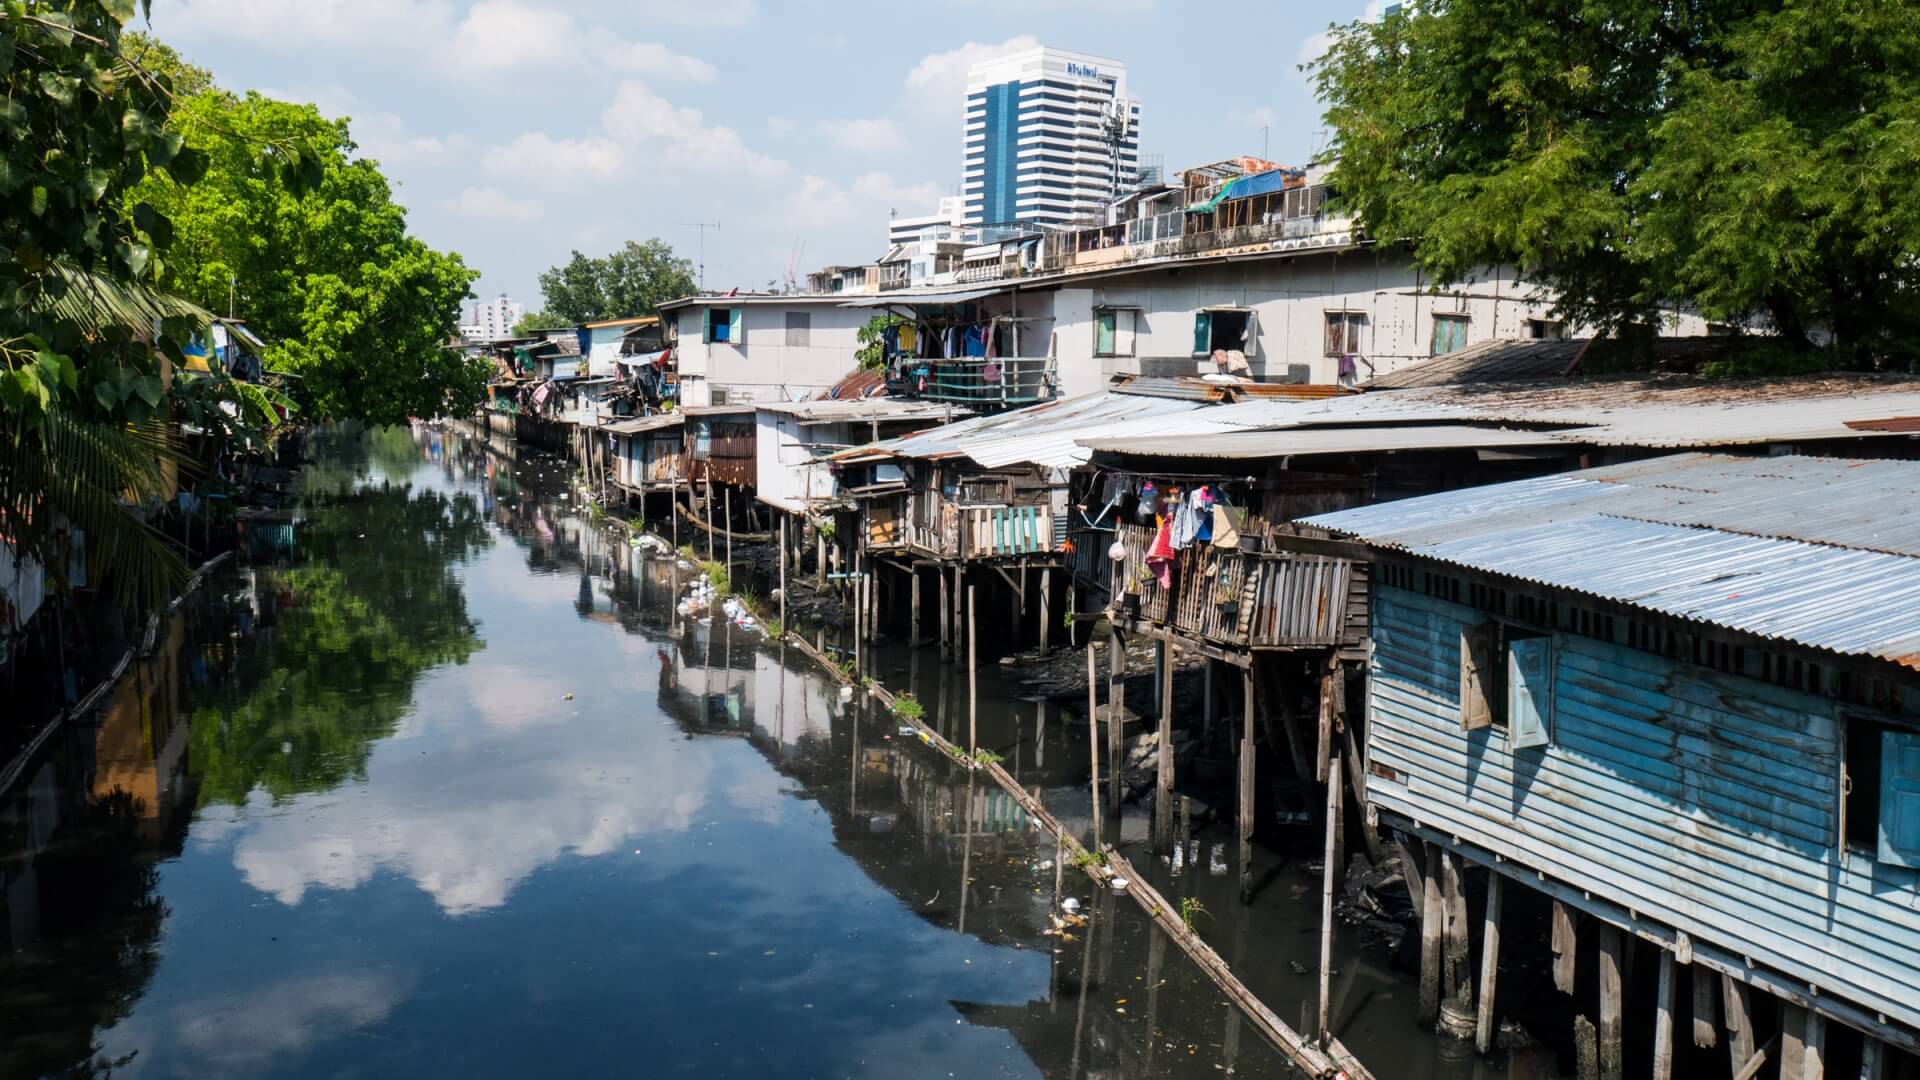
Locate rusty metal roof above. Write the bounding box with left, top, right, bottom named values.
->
left=1304, top=453, right=1920, bottom=667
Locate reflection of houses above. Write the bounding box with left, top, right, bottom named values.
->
left=1309, top=454, right=1920, bottom=1068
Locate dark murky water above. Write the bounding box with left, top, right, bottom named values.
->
left=0, top=425, right=1354, bottom=1079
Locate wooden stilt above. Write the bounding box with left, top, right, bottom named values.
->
left=1086, top=645, right=1102, bottom=845
left=1107, top=628, right=1125, bottom=816
left=723, top=486, right=732, bottom=580
left=967, top=584, right=977, bottom=753
left=1598, top=924, right=1624, bottom=1080
left=1575, top=1016, right=1600, bottom=1080
left=1723, top=973, right=1755, bottom=1078
left=1317, top=747, right=1340, bottom=1047
left=1239, top=665, right=1255, bottom=903
left=1156, top=638, right=1174, bottom=851
left=704, top=475, right=715, bottom=562
left=1652, top=949, right=1676, bottom=1080
left=1692, top=963, right=1719, bottom=1049
left=1476, top=871, right=1503, bottom=1055
left=1552, top=900, right=1578, bottom=995
left=1780, top=1004, right=1809, bottom=1079
left=1039, top=568, right=1051, bottom=653
left=1861, top=1037, right=1886, bottom=1080
left=1442, top=852, right=1470, bottom=1009
left=910, top=565, right=921, bottom=646
left=778, top=517, right=788, bottom=630
left=1418, top=840, right=1443, bottom=1028
left=938, top=564, right=950, bottom=657
left=1734, top=1038, right=1779, bottom=1080
left=816, top=530, right=826, bottom=587
left=1804, top=1008, right=1825, bottom=1080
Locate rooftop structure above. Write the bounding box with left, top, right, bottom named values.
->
left=962, top=46, right=1140, bottom=228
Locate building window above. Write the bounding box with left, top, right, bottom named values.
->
left=1527, top=318, right=1567, bottom=340
left=1850, top=721, right=1920, bottom=867
left=705, top=307, right=741, bottom=345
left=1432, top=313, right=1470, bottom=356
left=1460, top=620, right=1553, bottom=746
left=785, top=311, right=811, bottom=347
left=1192, top=309, right=1257, bottom=357
left=1324, top=312, right=1366, bottom=356
left=1094, top=307, right=1136, bottom=357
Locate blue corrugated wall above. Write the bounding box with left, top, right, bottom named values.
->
left=1367, top=583, right=1920, bottom=1034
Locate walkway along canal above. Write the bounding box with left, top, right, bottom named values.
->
left=0, top=424, right=1458, bottom=1079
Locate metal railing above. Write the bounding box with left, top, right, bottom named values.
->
left=889, top=356, right=1055, bottom=410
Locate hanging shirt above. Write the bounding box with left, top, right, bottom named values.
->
left=897, top=324, right=916, bottom=352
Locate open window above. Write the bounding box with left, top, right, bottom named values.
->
left=1095, top=307, right=1137, bottom=358
left=705, top=307, right=742, bottom=345
left=1460, top=620, right=1553, bottom=745
left=1325, top=311, right=1366, bottom=356
left=1855, top=722, right=1920, bottom=868
left=1431, top=313, right=1469, bottom=355
left=1192, top=308, right=1258, bottom=357
left=1527, top=318, right=1567, bottom=341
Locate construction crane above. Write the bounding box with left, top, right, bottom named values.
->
left=783, top=240, right=806, bottom=294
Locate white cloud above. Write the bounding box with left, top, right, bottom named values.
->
left=167, top=973, right=410, bottom=1073
left=154, top=0, right=452, bottom=49
left=482, top=132, right=625, bottom=178
left=626, top=0, right=756, bottom=26
left=442, top=186, right=544, bottom=222
left=1297, top=2, right=1386, bottom=79
left=1228, top=106, right=1278, bottom=130
left=817, top=116, right=904, bottom=154
left=354, top=113, right=475, bottom=167
left=600, top=80, right=787, bottom=178
left=608, top=40, right=719, bottom=83
left=765, top=115, right=798, bottom=137
left=902, top=35, right=1039, bottom=113
left=783, top=172, right=942, bottom=229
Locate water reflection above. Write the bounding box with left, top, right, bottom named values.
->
left=2, top=425, right=1309, bottom=1079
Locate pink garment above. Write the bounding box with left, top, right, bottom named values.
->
left=1146, top=517, right=1176, bottom=588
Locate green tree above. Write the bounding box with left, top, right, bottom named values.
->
left=1310, top=0, right=1920, bottom=365
left=534, top=239, right=695, bottom=324
left=136, top=89, right=482, bottom=425
left=511, top=309, right=565, bottom=336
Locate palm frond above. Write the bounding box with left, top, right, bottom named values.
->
left=36, top=259, right=215, bottom=339
left=0, top=413, right=192, bottom=615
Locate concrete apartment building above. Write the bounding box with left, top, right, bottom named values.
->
left=962, top=46, right=1141, bottom=228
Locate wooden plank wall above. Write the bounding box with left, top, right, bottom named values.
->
left=1366, top=583, right=1920, bottom=1034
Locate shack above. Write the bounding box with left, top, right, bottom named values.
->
left=1307, top=453, right=1920, bottom=1074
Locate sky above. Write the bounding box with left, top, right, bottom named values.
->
left=144, top=0, right=1374, bottom=315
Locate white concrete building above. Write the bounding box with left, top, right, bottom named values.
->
left=888, top=196, right=967, bottom=248
left=962, top=46, right=1140, bottom=228
left=661, top=295, right=875, bottom=408
left=462, top=294, right=525, bottom=342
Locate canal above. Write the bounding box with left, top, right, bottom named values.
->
left=0, top=424, right=1498, bottom=1079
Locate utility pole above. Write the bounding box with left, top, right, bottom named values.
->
left=678, top=221, right=720, bottom=292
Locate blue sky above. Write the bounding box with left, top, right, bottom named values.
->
left=147, top=0, right=1374, bottom=313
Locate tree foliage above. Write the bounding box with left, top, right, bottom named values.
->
left=511, top=309, right=565, bottom=336
left=1311, top=0, right=1920, bottom=364
left=535, top=239, right=695, bottom=325
left=135, top=89, right=482, bottom=425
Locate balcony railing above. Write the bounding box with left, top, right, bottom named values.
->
left=1110, top=523, right=1354, bottom=648
left=870, top=495, right=1055, bottom=562
left=888, top=357, right=1055, bottom=410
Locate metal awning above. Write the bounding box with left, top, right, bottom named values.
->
left=838, top=287, right=1002, bottom=308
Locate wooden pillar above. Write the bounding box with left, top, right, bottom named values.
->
left=1317, top=747, right=1340, bottom=1047
left=1155, top=637, right=1174, bottom=851
left=816, top=529, right=826, bottom=587
left=778, top=517, right=788, bottom=631
left=1692, top=965, right=1719, bottom=1049
left=704, top=474, right=715, bottom=562
left=952, top=565, right=964, bottom=662
left=1598, top=924, right=1624, bottom=1080
left=1238, top=664, right=1255, bottom=903
left=1442, top=852, right=1471, bottom=1024
left=1552, top=900, right=1578, bottom=995
left=1418, top=840, right=1443, bottom=1028
left=1781, top=1004, right=1808, bottom=1079
left=1152, top=639, right=1166, bottom=716
left=1723, top=973, right=1755, bottom=1079
left=938, top=564, right=950, bottom=656
left=967, top=584, right=977, bottom=752
left=1862, top=1038, right=1887, bottom=1080
left=723, top=486, right=732, bottom=580
left=1652, top=949, right=1676, bottom=1080
left=1107, top=627, right=1125, bottom=816
left=1086, top=645, right=1102, bottom=845
left=1038, top=568, right=1051, bottom=653
left=911, top=567, right=922, bottom=647
left=1476, top=871, right=1503, bottom=1055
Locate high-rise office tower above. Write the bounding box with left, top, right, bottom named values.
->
left=962, top=46, right=1140, bottom=228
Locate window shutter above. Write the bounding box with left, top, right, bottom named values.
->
left=1095, top=310, right=1115, bottom=356
left=1115, top=309, right=1136, bottom=356
left=1459, top=622, right=1494, bottom=730
left=1242, top=310, right=1259, bottom=357
left=1879, top=729, right=1920, bottom=868
left=1324, top=314, right=1341, bottom=357
left=1509, top=637, right=1553, bottom=749
left=727, top=308, right=743, bottom=345
left=1192, top=311, right=1212, bottom=355
left=702, top=309, right=714, bottom=344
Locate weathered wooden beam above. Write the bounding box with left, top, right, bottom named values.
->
left=1652, top=949, right=1676, bottom=1080
left=1781, top=1004, right=1809, bottom=1080
left=1086, top=644, right=1102, bottom=846
left=1476, top=871, right=1503, bottom=1055
left=1239, top=665, right=1255, bottom=903
left=1804, top=1008, right=1826, bottom=1080
left=1108, top=627, right=1125, bottom=816
left=1038, top=568, right=1051, bottom=653
left=1318, top=748, right=1340, bottom=1047
left=967, top=585, right=978, bottom=752
left=1263, top=533, right=1375, bottom=561
left=1692, top=963, right=1719, bottom=1049
left=1442, top=851, right=1471, bottom=1009
left=1724, top=974, right=1756, bottom=1077
left=1552, top=900, right=1578, bottom=996
left=1861, top=1037, right=1886, bottom=1080
left=1418, top=840, right=1443, bottom=1028
left=1598, top=924, right=1623, bottom=1080
left=1733, top=1035, right=1779, bottom=1080
left=1156, top=638, right=1175, bottom=851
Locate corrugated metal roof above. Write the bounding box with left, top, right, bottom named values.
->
left=1078, top=425, right=1577, bottom=460
left=602, top=414, right=684, bottom=435
left=757, top=399, right=969, bottom=424
left=848, top=391, right=1233, bottom=470
left=837, top=287, right=1003, bottom=308
left=1303, top=453, right=1920, bottom=666
left=1367, top=338, right=1587, bottom=389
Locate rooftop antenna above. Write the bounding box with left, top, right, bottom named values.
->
left=1262, top=125, right=1270, bottom=161
left=678, top=221, right=720, bottom=292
